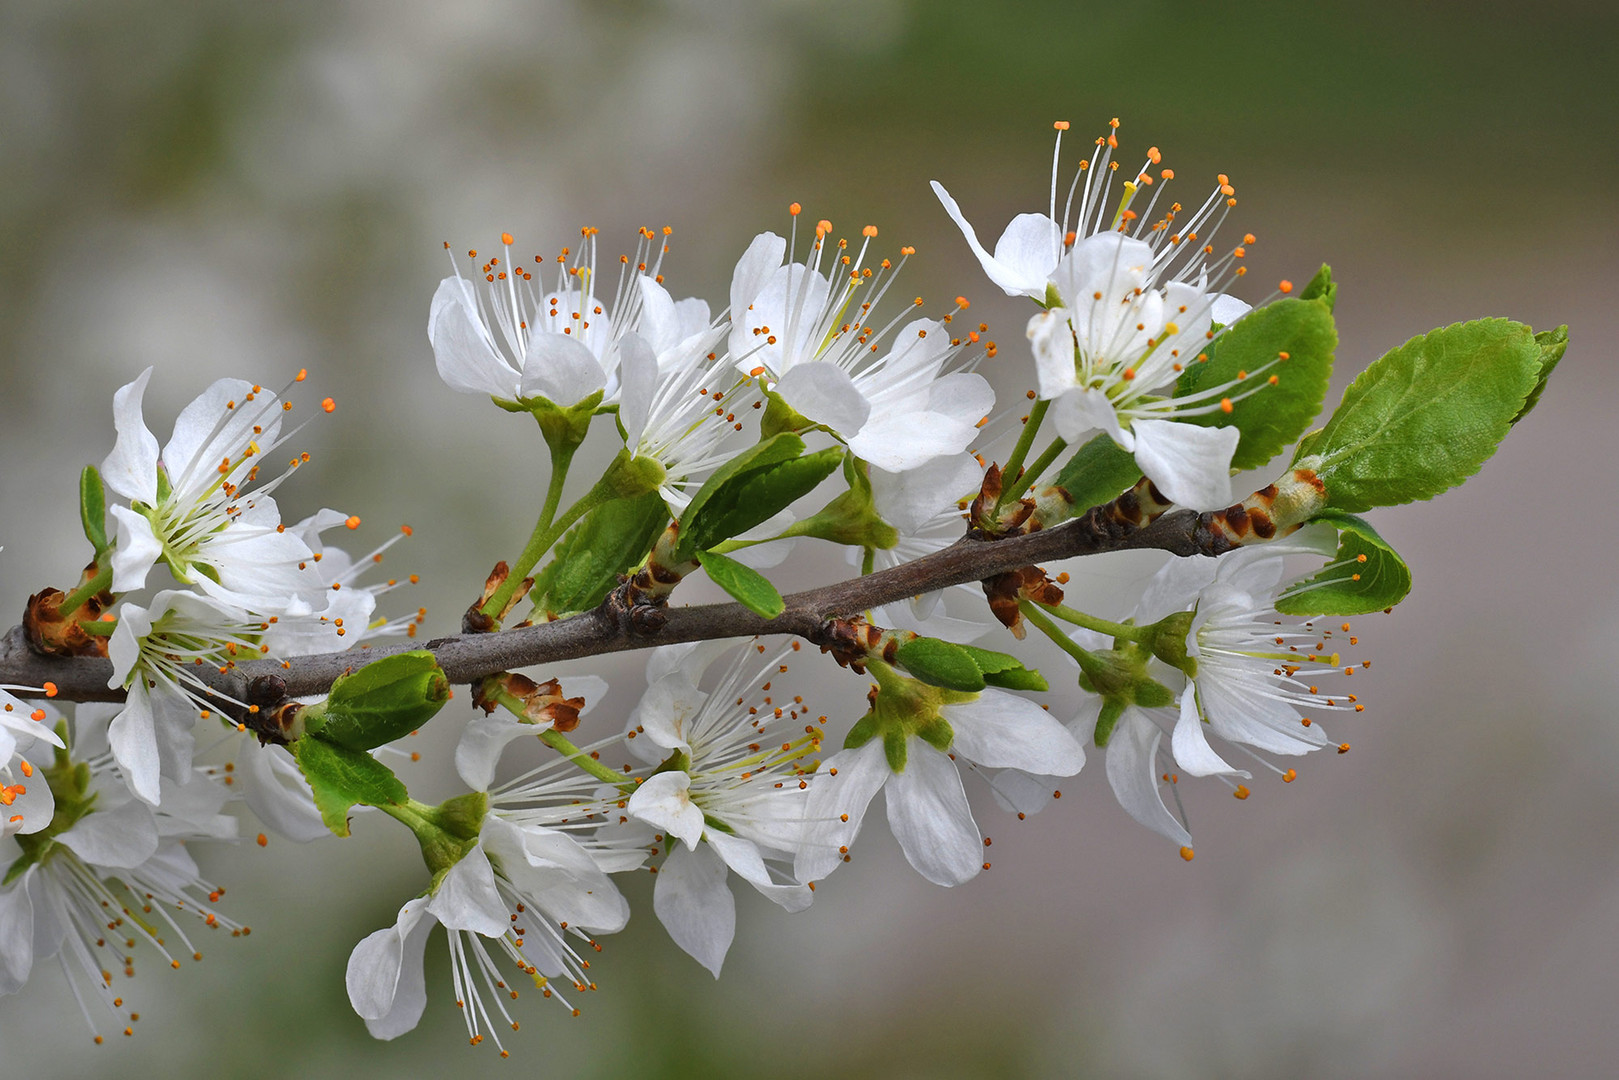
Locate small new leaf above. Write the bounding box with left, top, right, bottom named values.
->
left=677, top=432, right=842, bottom=559
left=695, top=549, right=785, bottom=618
left=1176, top=293, right=1337, bottom=470
left=315, top=651, right=450, bottom=751
left=290, top=735, right=409, bottom=838
left=1048, top=435, right=1142, bottom=518
left=1512, top=324, right=1568, bottom=425
left=79, top=465, right=108, bottom=554
left=1298, top=264, right=1336, bottom=312
left=1296, top=319, right=1541, bottom=512
left=1275, top=510, right=1412, bottom=616
left=531, top=490, right=668, bottom=616
left=894, top=638, right=1048, bottom=693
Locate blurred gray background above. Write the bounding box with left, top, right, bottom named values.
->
left=1, top=1, right=1614, bottom=1076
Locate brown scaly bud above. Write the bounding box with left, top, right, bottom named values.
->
left=969, top=463, right=1038, bottom=538
left=1192, top=469, right=1327, bottom=554
left=473, top=672, right=584, bottom=732
left=982, top=565, right=1065, bottom=639
left=610, top=521, right=695, bottom=636
left=24, top=564, right=114, bottom=658
left=817, top=616, right=917, bottom=674
left=462, top=561, right=534, bottom=634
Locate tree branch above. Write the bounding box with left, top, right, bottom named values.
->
left=2, top=488, right=1252, bottom=708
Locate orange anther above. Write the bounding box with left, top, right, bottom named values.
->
left=344, top=515, right=361, bottom=530
left=1053, top=120, right=1070, bottom=130
left=501, top=232, right=514, bottom=245
left=788, top=202, right=801, bottom=215
left=862, top=225, right=878, bottom=237
left=1179, top=846, right=1195, bottom=862
left=321, top=398, right=336, bottom=413
left=1278, top=280, right=1294, bottom=294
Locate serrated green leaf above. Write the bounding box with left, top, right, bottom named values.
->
left=894, top=638, right=1048, bottom=694
left=695, top=549, right=785, bottom=617
left=1176, top=295, right=1337, bottom=470
left=79, top=466, right=107, bottom=554
left=1298, top=319, right=1541, bottom=513
left=314, top=651, right=450, bottom=751
left=677, top=434, right=843, bottom=559
left=531, top=490, right=668, bottom=616
left=1049, top=435, right=1141, bottom=515
left=290, top=735, right=409, bottom=837
left=1298, top=264, right=1336, bottom=312
left=894, top=637, right=986, bottom=692
left=1275, top=510, right=1412, bottom=616
left=1512, top=325, right=1567, bottom=425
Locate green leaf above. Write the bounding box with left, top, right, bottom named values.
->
left=290, top=735, right=409, bottom=837
left=1049, top=435, right=1141, bottom=515
left=1512, top=325, right=1568, bottom=425
left=1298, top=264, right=1336, bottom=312
left=893, top=638, right=1048, bottom=693
left=531, top=490, right=668, bottom=616
left=310, top=651, right=450, bottom=751
left=677, top=433, right=843, bottom=559
left=79, top=466, right=108, bottom=554
left=1275, top=510, right=1412, bottom=616
left=1297, top=319, right=1541, bottom=513
left=1176, top=295, right=1337, bottom=470
left=695, top=549, right=785, bottom=618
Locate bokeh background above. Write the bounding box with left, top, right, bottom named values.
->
left=1, top=1, right=1614, bottom=1076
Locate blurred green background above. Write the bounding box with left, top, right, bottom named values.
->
left=1, top=1, right=1614, bottom=1076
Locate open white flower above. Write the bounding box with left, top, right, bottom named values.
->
left=0, top=713, right=238, bottom=1041
left=430, top=229, right=690, bottom=409
left=936, top=120, right=1277, bottom=510
left=727, top=221, right=994, bottom=472
left=621, top=640, right=818, bottom=976
left=100, top=368, right=341, bottom=609
left=798, top=668, right=1085, bottom=888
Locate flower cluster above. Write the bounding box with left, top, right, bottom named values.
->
left=2, top=114, right=1552, bottom=1057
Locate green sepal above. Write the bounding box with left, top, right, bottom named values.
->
left=311, top=651, right=450, bottom=751
left=676, top=433, right=843, bottom=559
left=79, top=465, right=108, bottom=555
left=530, top=490, right=667, bottom=616
left=1275, top=510, right=1412, bottom=616
left=1092, top=697, right=1127, bottom=747
left=1132, top=680, right=1175, bottom=709
left=1048, top=435, right=1141, bottom=517
left=760, top=388, right=813, bottom=438
left=527, top=389, right=604, bottom=452
left=844, top=711, right=881, bottom=751
left=1295, top=319, right=1542, bottom=513
left=1176, top=294, right=1337, bottom=470
left=883, top=726, right=908, bottom=773
left=695, top=549, right=785, bottom=618
left=788, top=453, right=899, bottom=549
left=601, top=448, right=668, bottom=499
left=414, top=792, right=489, bottom=884
left=1511, top=325, right=1568, bottom=425
left=1298, top=264, right=1337, bottom=312
left=1144, top=610, right=1196, bottom=675
left=914, top=715, right=955, bottom=753
left=290, top=735, right=409, bottom=838
left=893, top=637, right=1047, bottom=693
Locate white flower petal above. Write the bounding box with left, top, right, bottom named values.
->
left=1051, top=385, right=1130, bottom=446
left=428, top=277, right=519, bottom=399
left=107, top=686, right=162, bottom=806
left=1171, top=688, right=1246, bottom=778
left=653, top=841, right=734, bottom=978
left=795, top=741, right=889, bottom=884
left=1130, top=418, right=1239, bottom=511
left=57, top=798, right=159, bottom=869
left=0, top=872, right=37, bottom=994
left=930, top=181, right=1058, bottom=298
left=774, top=361, right=871, bottom=437
left=886, top=741, right=982, bottom=886
left=626, top=770, right=705, bottom=850
left=518, top=332, right=608, bottom=406
left=869, top=453, right=981, bottom=536
left=944, top=689, right=1086, bottom=776
left=1105, top=708, right=1192, bottom=847
left=1211, top=293, right=1252, bottom=326
left=237, top=741, right=330, bottom=843
left=107, top=505, right=164, bottom=595
left=617, top=331, right=658, bottom=448
left=1028, top=308, right=1079, bottom=399
left=347, top=898, right=433, bottom=1039
left=454, top=714, right=545, bottom=793
left=101, top=367, right=160, bottom=504
left=729, top=232, right=786, bottom=317
left=426, top=845, right=508, bottom=938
